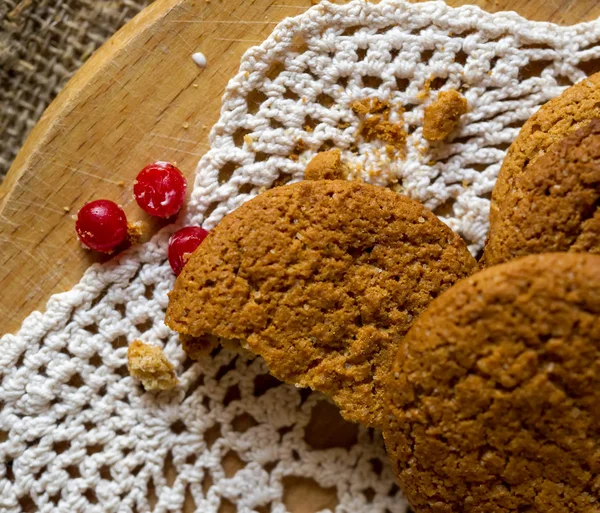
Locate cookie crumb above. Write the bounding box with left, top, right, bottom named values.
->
left=304, top=149, right=346, bottom=180
left=351, top=98, right=407, bottom=157
left=289, top=139, right=307, bottom=161
left=423, top=90, right=468, bottom=141
left=361, top=116, right=407, bottom=155
left=127, top=340, right=178, bottom=391
left=127, top=222, right=144, bottom=245
left=63, top=206, right=70, bottom=213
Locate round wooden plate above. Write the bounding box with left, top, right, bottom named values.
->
left=2, top=1, right=600, bottom=512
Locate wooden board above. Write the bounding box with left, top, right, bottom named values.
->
left=2, top=0, right=600, bottom=335
left=1, top=1, right=600, bottom=511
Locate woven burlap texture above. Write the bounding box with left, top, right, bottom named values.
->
left=0, top=0, right=155, bottom=178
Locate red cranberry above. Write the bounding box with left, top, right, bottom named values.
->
left=168, top=226, right=209, bottom=275
left=133, top=162, right=187, bottom=218
left=75, top=199, right=128, bottom=253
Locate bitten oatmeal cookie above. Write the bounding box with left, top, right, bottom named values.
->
left=483, top=119, right=600, bottom=265
left=384, top=253, right=600, bottom=513
left=127, top=340, right=178, bottom=391
left=304, top=149, right=346, bottom=180
left=166, top=180, right=477, bottom=427
left=486, top=72, right=600, bottom=264
left=422, top=90, right=467, bottom=141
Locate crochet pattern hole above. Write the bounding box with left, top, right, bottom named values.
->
left=370, top=458, right=384, bottom=476
left=223, top=384, right=241, bottom=406
left=342, top=26, right=361, bottom=36
left=421, top=48, right=435, bottom=62
left=143, top=284, right=155, bottom=300
left=266, top=61, right=285, bottom=81
left=219, top=162, right=238, bottom=184
left=433, top=197, right=457, bottom=217
left=205, top=424, right=222, bottom=449
left=18, top=495, right=35, bottom=512
left=239, top=183, right=254, bottom=195
left=164, top=450, right=176, bottom=487
left=184, top=485, right=197, bottom=511
left=67, top=373, right=83, bottom=388
left=520, top=59, right=554, bottom=79
left=247, top=89, right=268, bottom=115
left=84, top=489, right=98, bottom=504
left=317, top=93, right=335, bottom=107
left=396, top=77, right=410, bottom=91
left=219, top=498, right=236, bottom=513
left=304, top=400, right=358, bottom=450
left=171, top=420, right=186, bottom=434
left=578, top=56, right=600, bottom=76
left=233, top=127, right=251, bottom=147
left=147, top=478, right=158, bottom=507
left=282, top=476, right=338, bottom=513
left=202, top=472, right=213, bottom=496
left=454, top=49, right=468, bottom=65
left=284, top=89, right=300, bottom=101
left=254, top=373, right=281, bottom=396
left=223, top=450, right=246, bottom=477
left=231, top=413, right=258, bottom=432
left=363, top=75, right=383, bottom=89
left=111, top=335, right=128, bottom=349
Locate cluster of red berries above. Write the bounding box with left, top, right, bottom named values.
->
left=75, top=161, right=208, bottom=275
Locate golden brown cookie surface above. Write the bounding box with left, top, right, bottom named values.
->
left=483, top=118, right=600, bottom=265
left=384, top=253, right=600, bottom=513
left=486, top=72, right=600, bottom=264
left=166, top=180, right=477, bottom=427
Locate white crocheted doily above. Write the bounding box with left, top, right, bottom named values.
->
left=3, top=1, right=600, bottom=512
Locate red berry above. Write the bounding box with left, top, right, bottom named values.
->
left=133, top=162, right=187, bottom=218
left=168, top=226, right=209, bottom=275
left=76, top=199, right=128, bottom=253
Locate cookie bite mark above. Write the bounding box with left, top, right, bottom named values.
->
left=422, top=90, right=467, bottom=141
left=127, top=340, right=178, bottom=391
left=166, top=180, right=477, bottom=428
left=384, top=253, right=600, bottom=513
left=484, top=118, right=600, bottom=265
left=304, top=149, right=347, bottom=180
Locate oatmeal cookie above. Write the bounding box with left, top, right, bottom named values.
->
left=384, top=253, right=600, bottom=513
left=166, top=180, right=476, bottom=427
left=483, top=119, right=600, bottom=265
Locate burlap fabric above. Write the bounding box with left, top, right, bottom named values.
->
left=0, top=0, right=155, bottom=179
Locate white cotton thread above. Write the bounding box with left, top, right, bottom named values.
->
left=3, top=1, right=600, bottom=511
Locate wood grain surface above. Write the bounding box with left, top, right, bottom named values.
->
left=2, top=0, right=600, bottom=334
left=1, top=1, right=600, bottom=512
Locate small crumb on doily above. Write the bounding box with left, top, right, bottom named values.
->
left=289, top=139, right=308, bottom=161
left=351, top=98, right=407, bottom=157
left=305, top=149, right=347, bottom=180
left=127, top=222, right=144, bottom=245
left=192, top=52, right=207, bottom=69
left=423, top=90, right=467, bottom=141
left=127, top=340, right=178, bottom=391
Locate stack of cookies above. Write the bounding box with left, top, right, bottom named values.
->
left=166, top=74, right=600, bottom=512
